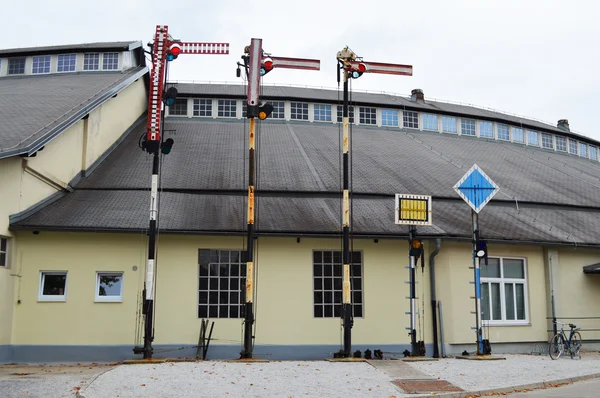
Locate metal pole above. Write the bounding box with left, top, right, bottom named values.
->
left=472, top=210, right=483, bottom=355
left=408, top=226, right=417, bottom=356
left=341, top=68, right=353, bottom=358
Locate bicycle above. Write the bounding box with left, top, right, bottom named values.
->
left=549, top=321, right=582, bottom=360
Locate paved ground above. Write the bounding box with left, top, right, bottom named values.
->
left=509, top=377, right=600, bottom=397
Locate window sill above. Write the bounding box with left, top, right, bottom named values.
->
left=94, top=298, right=123, bottom=303
left=484, top=322, right=531, bottom=327
left=37, top=297, right=67, bottom=302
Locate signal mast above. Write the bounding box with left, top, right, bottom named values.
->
left=134, top=25, right=229, bottom=360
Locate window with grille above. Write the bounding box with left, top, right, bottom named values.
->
left=313, top=250, right=363, bottom=318
left=336, top=106, right=355, bottom=123
left=422, top=114, right=438, bottom=131
left=57, top=54, right=76, bottom=72
left=193, top=99, right=212, bottom=117
left=461, top=119, right=475, bottom=136
left=8, top=58, right=25, bottom=74
left=169, top=99, right=188, bottom=116
left=512, top=127, right=524, bottom=143
left=32, top=56, right=50, bottom=74
left=359, top=107, right=376, bottom=125
left=198, top=249, right=246, bottom=319
left=314, top=104, right=332, bottom=121
left=480, top=257, right=528, bottom=324
left=103, top=53, right=119, bottom=70
left=403, top=111, right=418, bottom=129
left=83, top=53, right=100, bottom=70
left=442, top=116, right=457, bottom=133
left=381, top=109, right=398, bottom=126
left=541, top=133, right=554, bottom=149
left=291, top=102, right=309, bottom=120
left=218, top=99, right=237, bottom=117
left=479, top=121, right=493, bottom=138
left=271, top=101, right=285, bottom=119
left=569, top=138, right=578, bottom=154
left=527, top=130, right=539, bottom=146
left=497, top=124, right=510, bottom=141
left=555, top=136, right=567, bottom=151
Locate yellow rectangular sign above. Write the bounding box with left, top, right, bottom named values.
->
left=395, top=194, right=432, bottom=226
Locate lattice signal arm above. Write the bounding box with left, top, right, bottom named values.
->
left=177, top=42, right=230, bottom=55
left=345, top=60, right=413, bottom=76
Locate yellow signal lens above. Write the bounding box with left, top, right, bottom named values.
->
left=411, top=240, right=422, bottom=249
left=258, top=111, right=267, bottom=120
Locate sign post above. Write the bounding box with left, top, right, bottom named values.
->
left=453, top=164, right=499, bottom=355
left=395, top=194, right=432, bottom=356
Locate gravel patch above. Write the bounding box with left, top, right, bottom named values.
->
left=82, top=361, right=404, bottom=398
left=407, top=352, right=600, bottom=392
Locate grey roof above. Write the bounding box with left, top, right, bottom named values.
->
left=0, top=41, right=143, bottom=57
left=0, top=67, right=148, bottom=159
left=174, top=83, right=593, bottom=144
left=12, top=111, right=600, bottom=246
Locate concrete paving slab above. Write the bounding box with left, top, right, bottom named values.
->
left=367, top=359, right=434, bottom=380
left=455, top=354, right=506, bottom=360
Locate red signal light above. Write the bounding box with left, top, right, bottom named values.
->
left=357, top=63, right=367, bottom=73
left=263, top=58, right=273, bottom=69
left=170, top=44, right=182, bottom=56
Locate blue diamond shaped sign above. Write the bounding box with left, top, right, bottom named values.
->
left=453, top=164, right=499, bottom=213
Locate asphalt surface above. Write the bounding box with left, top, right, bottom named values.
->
left=509, top=377, right=600, bottom=397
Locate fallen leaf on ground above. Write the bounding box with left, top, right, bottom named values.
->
left=140, top=384, right=146, bottom=387
left=73, top=386, right=81, bottom=391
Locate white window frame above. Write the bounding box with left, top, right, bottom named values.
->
left=57, top=53, right=77, bottom=73
left=480, top=257, right=529, bottom=326
left=95, top=272, right=124, bottom=302
left=381, top=109, right=399, bottom=127
left=313, top=103, right=332, bottom=122
left=0, top=237, right=8, bottom=267
left=441, top=116, right=457, bottom=133
left=479, top=121, right=494, bottom=138
left=402, top=110, right=418, bottom=129
left=32, top=55, right=51, bottom=74
left=38, top=271, right=68, bottom=302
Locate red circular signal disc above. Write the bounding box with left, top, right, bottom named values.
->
left=357, top=63, right=367, bottom=72
left=264, top=59, right=273, bottom=69
left=170, top=44, right=182, bottom=56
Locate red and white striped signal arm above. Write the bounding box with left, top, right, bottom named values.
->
left=178, top=42, right=230, bottom=55
left=347, top=60, right=413, bottom=76
left=267, top=56, right=320, bottom=71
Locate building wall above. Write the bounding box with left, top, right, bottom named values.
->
left=13, top=231, right=589, bottom=360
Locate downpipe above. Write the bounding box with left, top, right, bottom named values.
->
left=429, top=239, right=441, bottom=358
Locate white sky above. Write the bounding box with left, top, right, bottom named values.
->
left=6, top=0, right=600, bottom=140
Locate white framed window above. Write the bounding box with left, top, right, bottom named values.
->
left=512, top=127, right=524, bottom=143
left=83, top=53, right=100, bottom=70
left=217, top=99, right=236, bottom=117
left=314, top=104, right=332, bottom=122
left=198, top=249, right=246, bottom=318
left=381, top=109, right=398, bottom=126
left=579, top=142, right=588, bottom=158
left=479, top=121, right=493, bottom=138
left=8, top=58, right=25, bottom=75
left=291, top=102, right=309, bottom=120
left=422, top=113, right=438, bottom=131
left=313, top=250, right=363, bottom=318
left=169, top=99, right=188, bottom=116
left=541, top=133, right=554, bottom=149
left=527, top=130, right=539, bottom=146
left=193, top=99, right=212, bottom=117
left=461, top=119, right=476, bottom=136
left=590, top=146, right=598, bottom=161
left=95, top=272, right=124, bottom=302
left=103, top=53, right=119, bottom=70
left=57, top=54, right=76, bottom=72
left=337, top=106, right=355, bottom=123
left=0, top=237, right=8, bottom=267
left=555, top=136, right=567, bottom=152
left=271, top=101, right=285, bottom=119
left=497, top=124, right=510, bottom=141
left=568, top=138, right=578, bottom=154
left=39, top=271, right=68, bottom=302
left=403, top=111, right=418, bottom=129
left=32, top=55, right=51, bottom=74
left=480, top=257, right=528, bottom=325
left=442, top=116, right=457, bottom=133
left=359, top=107, right=376, bottom=125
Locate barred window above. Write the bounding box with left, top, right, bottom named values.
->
left=442, top=116, right=457, bottom=133
left=359, top=107, right=377, bottom=125
left=479, top=121, right=493, bottom=138
left=461, top=119, right=476, bottom=136
left=497, top=124, right=510, bottom=141
left=314, top=104, right=332, bottom=121
left=57, top=54, right=76, bottom=72
left=403, top=111, right=418, bottom=129
left=168, top=99, right=188, bottom=116
left=337, top=106, right=355, bottom=123
left=291, top=102, right=309, bottom=120
left=32, top=56, right=51, bottom=74
left=198, top=249, right=245, bottom=318
left=313, top=250, right=363, bottom=318
left=541, top=133, right=553, bottom=149
left=193, top=99, right=212, bottom=117
left=422, top=114, right=438, bottom=131
left=381, top=109, right=398, bottom=126
left=83, top=53, right=100, bottom=70
left=555, top=136, right=567, bottom=151
left=218, top=99, right=237, bottom=117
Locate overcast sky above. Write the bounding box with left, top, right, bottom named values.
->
left=5, top=0, right=599, bottom=140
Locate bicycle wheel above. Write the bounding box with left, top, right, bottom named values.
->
left=549, top=334, right=564, bottom=360
left=570, top=331, right=582, bottom=359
